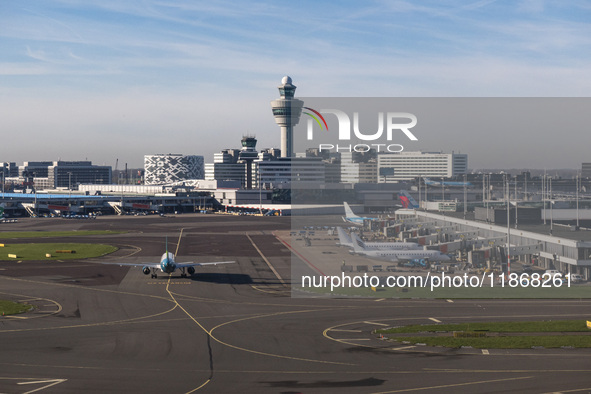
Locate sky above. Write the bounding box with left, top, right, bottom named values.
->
left=1, top=0, right=591, bottom=170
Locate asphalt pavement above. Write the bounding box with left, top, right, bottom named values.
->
left=0, top=214, right=590, bottom=393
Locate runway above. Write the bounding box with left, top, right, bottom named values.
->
left=0, top=214, right=591, bottom=393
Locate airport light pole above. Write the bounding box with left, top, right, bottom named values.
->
left=542, top=172, right=546, bottom=225
left=485, top=173, right=490, bottom=222
left=482, top=173, right=485, bottom=205
left=506, top=174, right=511, bottom=275
left=418, top=176, right=421, bottom=209
left=550, top=177, right=554, bottom=235
left=424, top=177, right=428, bottom=208
left=441, top=180, right=445, bottom=218
left=463, top=174, right=467, bottom=219
left=515, top=176, right=518, bottom=229
left=576, top=174, right=580, bottom=228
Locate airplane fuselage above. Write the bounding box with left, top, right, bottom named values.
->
left=362, top=249, right=450, bottom=262
left=343, top=217, right=367, bottom=225
left=160, top=252, right=176, bottom=274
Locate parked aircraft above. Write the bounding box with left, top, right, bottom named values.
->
left=350, top=233, right=450, bottom=262
left=398, top=190, right=419, bottom=209
left=103, top=237, right=234, bottom=278
left=342, top=202, right=380, bottom=225
left=336, top=227, right=421, bottom=250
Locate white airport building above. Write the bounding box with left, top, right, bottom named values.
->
left=340, top=152, right=377, bottom=184
left=377, top=151, right=468, bottom=182
left=144, top=154, right=204, bottom=185
left=257, top=157, right=326, bottom=188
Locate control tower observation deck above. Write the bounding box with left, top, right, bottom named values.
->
left=270, top=76, right=303, bottom=158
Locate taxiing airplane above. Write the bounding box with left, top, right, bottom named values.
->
left=350, top=233, right=450, bottom=262
left=423, top=178, right=472, bottom=187
left=104, top=237, right=234, bottom=278
left=342, top=202, right=380, bottom=225
left=336, top=227, right=421, bottom=251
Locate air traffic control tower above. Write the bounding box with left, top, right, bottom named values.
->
left=270, top=76, right=303, bottom=158
left=238, top=135, right=258, bottom=189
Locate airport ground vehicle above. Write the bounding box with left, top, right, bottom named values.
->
left=570, top=274, right=585, bottom=283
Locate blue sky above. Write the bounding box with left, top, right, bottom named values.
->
left=2, top=1, right=591, bottom=169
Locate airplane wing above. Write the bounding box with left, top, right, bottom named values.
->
left=97, top=262, right=161, bottom=268
left=175, top=261, right=235, bottom=268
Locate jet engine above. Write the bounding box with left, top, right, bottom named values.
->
left=187, top=266, right=195, bottom=276
left=142, top=266, right=151, bottom=275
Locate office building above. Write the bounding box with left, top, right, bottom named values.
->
left=582, top=163, right=591, bottom=179
left=256, top=157, right=325, bottom=188
left=340, top=152, right=377, bottom=184
left=3, top=161, right=112, bottom=190
left=377, top=151, right=468, bottom=182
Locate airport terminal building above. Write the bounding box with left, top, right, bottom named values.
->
left=394, top=209, right=591, bottom=279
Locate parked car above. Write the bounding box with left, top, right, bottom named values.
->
left=570, top=274, right=585, bottom=283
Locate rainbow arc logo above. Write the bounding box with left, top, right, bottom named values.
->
left=303, top=107, right=328, bottom=131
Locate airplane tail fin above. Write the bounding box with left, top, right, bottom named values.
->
left=398, top=190, right=419, bottom=209
left=336, top=227, right=353, bottom=248
left=350, top=232, right=366, bottom=253
left=343, top=202, right=358, bottom=219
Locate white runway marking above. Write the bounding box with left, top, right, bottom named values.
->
left=363, top=321, right=389, bottom=326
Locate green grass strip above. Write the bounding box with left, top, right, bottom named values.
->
left=393, top=335, right=591, bottom=349
left=0, top=243, right=118, bottom=260
left=0, top=300, right=33, bottom=315
left=0, top=230, right=125, bottom=239
left=298, top=284, right=591, bottom=299
left=378, top=320, right=589, bottom=334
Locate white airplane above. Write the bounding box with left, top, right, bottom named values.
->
left=336, top=227, right=422, bottom=251
left=424, top=178, right=472, bottom=187
left=342, top=202, right=380, bottom=225
left=350, top=233, right=450, bottom=262
left=104, top=237, right=234, bottom=278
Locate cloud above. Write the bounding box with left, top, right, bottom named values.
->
left=2, top=0, right=591, bottom=168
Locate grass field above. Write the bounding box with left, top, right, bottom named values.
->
left=0, top=300, right=33, bottom=315
left=378, top=320, right=591, bottom=349
left=391, top=335, right=591, bottom=349
left=378, top=320, right=589, bottom=333
left=0, top=230, right=124, bottom=239
left=0, top=243, right=118, bottom=260
left=298, top=283, right=591, bottom=299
